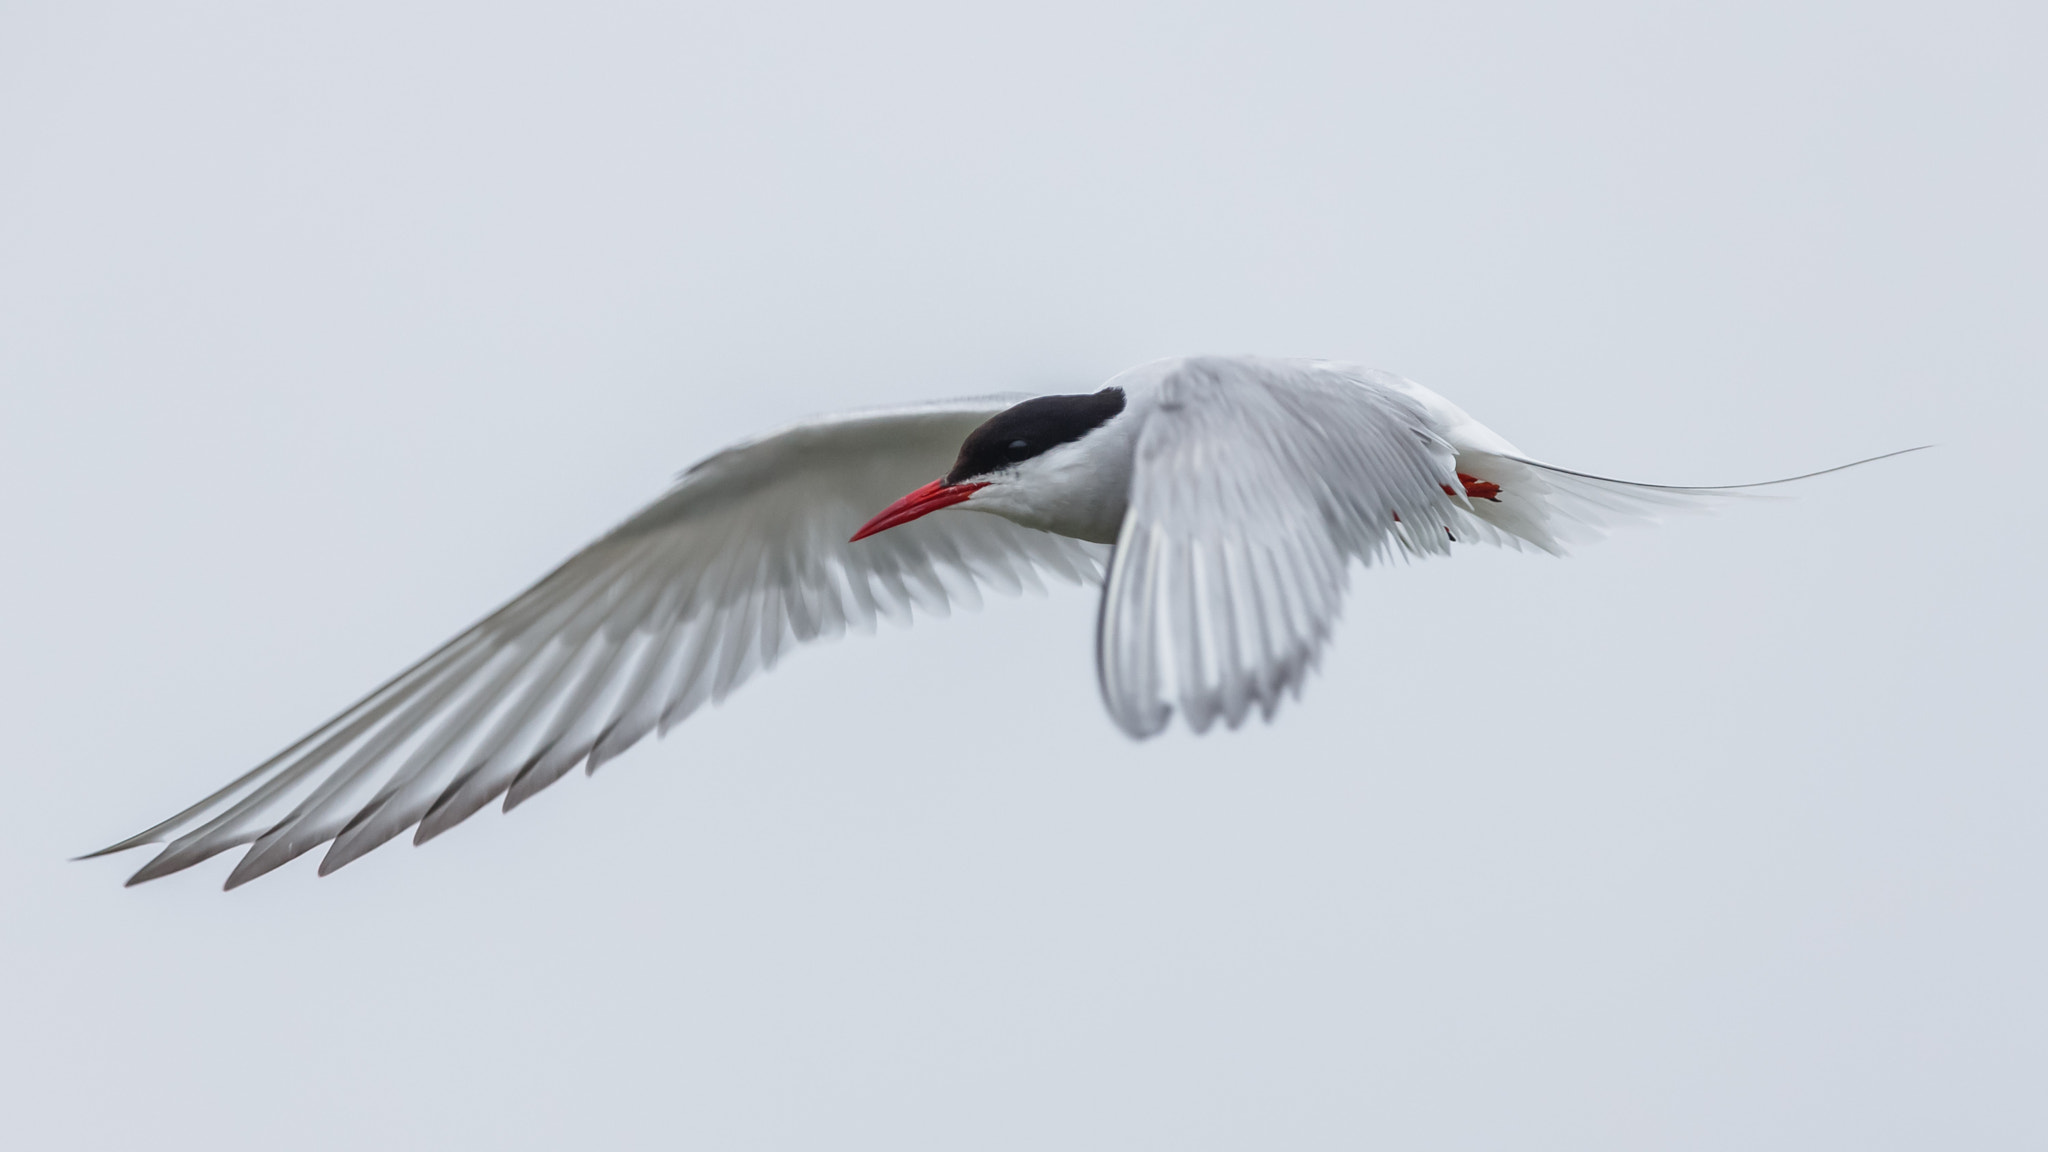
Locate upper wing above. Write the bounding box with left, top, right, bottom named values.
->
left=1095, top=358, right=1476, bottom=739
left=95, top=397, right=1109, bottom=887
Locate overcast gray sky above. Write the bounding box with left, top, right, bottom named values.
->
left=3, top=2, right=2042, bottom=1148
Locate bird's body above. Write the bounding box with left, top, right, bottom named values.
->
left=93, top=355, right=1914, bottom=887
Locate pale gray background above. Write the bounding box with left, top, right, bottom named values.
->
left=2, top=1, right=2041, bottom=1148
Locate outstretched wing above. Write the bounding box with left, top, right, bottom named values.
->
left=1095, top=358, right=1474, bottom=739
left=95, top=396, right=1109, bottom=887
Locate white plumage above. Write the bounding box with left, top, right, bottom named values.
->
left=92, top=355, right=1914, bottom=886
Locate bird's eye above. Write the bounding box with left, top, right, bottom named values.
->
left=1006, top=439, right=1030, bottom=457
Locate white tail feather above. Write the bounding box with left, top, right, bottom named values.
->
left=1454, top=446, right=1930, bottom=554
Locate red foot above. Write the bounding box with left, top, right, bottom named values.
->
left=1402, top=473, right=1501, bottom=526
left=1441, top=472, right=1501, bottom=501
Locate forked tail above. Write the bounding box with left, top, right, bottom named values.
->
left=1447, top=446, right=1930, bottom=555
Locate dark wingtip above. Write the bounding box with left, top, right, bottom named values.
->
left=76, top=831, right=160, bottom=862
left=501, top=755, right=547, bottom=813
left=584, top=722, right=625, bottom=776
left=221, top=834, right=305, bottom=890
left=221, top=851, right=275, bottom=891
left=122, top=854, right=184, bottom=887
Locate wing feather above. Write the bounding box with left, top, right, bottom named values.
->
left=97, top=396, right=1110, bottom=885
left=1096, top=358, right=1467, bottom=738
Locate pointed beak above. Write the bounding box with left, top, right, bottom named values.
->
left=850, top=478, right=987, bottom=541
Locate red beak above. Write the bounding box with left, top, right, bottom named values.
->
left=850, top=478, right=987, bottom=541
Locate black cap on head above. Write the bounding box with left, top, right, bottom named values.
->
left=945, top=388, right=1126, bottom=485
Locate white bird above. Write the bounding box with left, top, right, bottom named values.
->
left=91, top=355, right=1916, bottom=887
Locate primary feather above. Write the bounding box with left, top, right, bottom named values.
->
left=92, top=397, right=1107, bottom=887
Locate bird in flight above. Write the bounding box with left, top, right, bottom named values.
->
left=90, top=355, right=1915, bottom=887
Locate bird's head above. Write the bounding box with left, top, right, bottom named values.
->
left=851, top=387, right=1128, bottom=541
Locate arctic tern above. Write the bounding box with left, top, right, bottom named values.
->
left=90, top=355, right=1917, bottom=887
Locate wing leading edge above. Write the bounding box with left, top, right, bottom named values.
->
left=93, top=397, right=1108, bottom=887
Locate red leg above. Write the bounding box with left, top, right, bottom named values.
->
left=1456, top=472, right=1501, bottom=501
